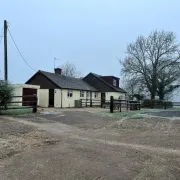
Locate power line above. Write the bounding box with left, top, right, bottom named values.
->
left=7, top=27, right=36, bottom=71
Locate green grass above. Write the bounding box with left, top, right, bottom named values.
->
left=88, top=108, right=174, bottom=119
left=0, top=107, right=33, bottom=115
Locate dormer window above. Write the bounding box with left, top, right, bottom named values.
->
left=113, top=79, right=116, bottom=86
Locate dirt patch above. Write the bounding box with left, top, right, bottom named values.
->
left=1, top=111, right=180, bottom=180
left=0, top=117, right=60, bottom=160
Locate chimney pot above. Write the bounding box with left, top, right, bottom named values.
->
left=54, top=68, right=62, bottom=75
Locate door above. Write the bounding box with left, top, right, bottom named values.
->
left=49, top=89, right=54, bottom=107
left=101, top=93, right=106, bottom=103
left=22, top=88, right=37, bottom=106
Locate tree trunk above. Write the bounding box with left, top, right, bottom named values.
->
left=158, top=91, right=164, bottom=100
left=151, top=94, right=155, bottom=100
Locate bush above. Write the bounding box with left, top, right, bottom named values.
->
left=142, top=99, right=173, bottom=109
left=0, top=81, right=14, bottom=110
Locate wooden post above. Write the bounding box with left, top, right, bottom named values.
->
left=110, top=96, right=114, bottom=113
left=4, top=20, right=8, bottom=81
left=164, top=101, right=167, bottom=110
left=32, top=95, right=37, bottom=113
left=90, top=98, right=92, bottom=107
left=126, top=100, right=128, bottom=111
left=86, top=98, right=87, bottom=107
left=119, top=100, right=121, bottom=112
left=101, top=99, right=103, bottom=108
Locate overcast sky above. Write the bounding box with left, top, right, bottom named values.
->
left=0, top=0, right=180, bottom=86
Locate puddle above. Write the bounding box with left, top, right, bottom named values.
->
left=40, top=112, right=62, bottom=115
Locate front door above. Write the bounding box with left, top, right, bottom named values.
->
left=49, top=89, right=54, bottom=107
left=101, top=93, right=106, bottom=103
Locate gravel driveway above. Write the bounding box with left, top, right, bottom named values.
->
left=0, top=110, right=180, bottom=180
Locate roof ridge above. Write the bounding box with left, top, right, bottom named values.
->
left=39, top=70, right=82, bottom=80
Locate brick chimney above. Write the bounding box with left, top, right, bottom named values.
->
left=54, top=68, right=62, bottom=75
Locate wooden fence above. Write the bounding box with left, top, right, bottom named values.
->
left=109, top=96, right=141, bottom=113
left=0, top=95, right=38, bottom=113
left=80, top=99, right=102, bottom=107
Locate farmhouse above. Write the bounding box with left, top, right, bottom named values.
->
left=25, top=68, right=98, bottom=107
left=25, top=68, right=126, bottom=108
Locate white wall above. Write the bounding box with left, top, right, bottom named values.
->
left=11, top=84, right=40, bottom=106
left=61, top=89, right=82, bottom=108
left=53, top=89, right=101, bottom=108
left=11, top=86, right=22, bottom=106
left=105, top=92, right=126, bottom=101
left=38, top=89, right=49, bottom=107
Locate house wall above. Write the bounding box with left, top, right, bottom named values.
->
left=11, top=84, right=40, bottom=106
left=52, top=89, right=101, bottom=108
left=61, top=89, right=78, bottom=107
left=38, top=89, right=49, bottom=107
left=105, top=92, right=126, bottom=101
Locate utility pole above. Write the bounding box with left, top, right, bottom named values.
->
left=4, top=20, right=8, bottom=81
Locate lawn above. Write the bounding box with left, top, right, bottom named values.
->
left=0, top=106, right=33, bottom=115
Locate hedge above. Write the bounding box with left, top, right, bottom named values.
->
left=142, top=99, right=173, bottom=109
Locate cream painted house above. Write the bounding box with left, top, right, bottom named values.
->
left=83, top=73, right=127, bottom=102
left=25, top=68, right=126, bottom=108
left=26, top=69, right=99, bottom=108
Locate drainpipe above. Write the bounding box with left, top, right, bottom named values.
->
left=61, top=89, right=63, bottom=108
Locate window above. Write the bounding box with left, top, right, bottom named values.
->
left=80, top=91, right=84, bottom=97
left=113, top=79, right=117, bottom=86
left=67, top=90, right=73, bottom=97
left=94, top=92, right=98, bottom=98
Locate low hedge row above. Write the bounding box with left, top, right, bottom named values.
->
left=142, top=99, right=173, bottom=108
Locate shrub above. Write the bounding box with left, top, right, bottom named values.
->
left=142, top=99, right=173, bottom=109
left=0, top=81, right=14, bottom=110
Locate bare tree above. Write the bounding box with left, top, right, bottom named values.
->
left=157, top=65, right=180, bottom=100
left=121, top=75, right=146, bottom=100
left=121, top=30, right=180, bottom=100
left=59, top=61, right=82, bottom=78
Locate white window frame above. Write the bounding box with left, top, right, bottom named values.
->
left=67, top=89, right=73, bottom=97
left=80, top=90, right=84, bottom=98
left=113, top=79, right=117, bottom=86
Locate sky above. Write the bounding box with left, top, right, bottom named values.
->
left=0, top=0, right=180, bottom=88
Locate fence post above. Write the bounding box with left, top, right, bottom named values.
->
left=126, top=100, right=128, bottom=111
left=32, top=95, right=37, bottom=113
left=90, top=98, right=92, bottom=107
left=139, top=102, right=141, bottom=110
left=101, top=99, right=103, bottom=108
left=80, top=99, right=82, bottom=108
left=110, top=96, right=114, bottom=113
left=164, top=101, right=167, bottom=110
left=119, top=100, right=121, bottom=112
left=86, top=98, right=87, bottom=107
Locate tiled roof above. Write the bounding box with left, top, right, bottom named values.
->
left=39, top=71, right=97, bottom=91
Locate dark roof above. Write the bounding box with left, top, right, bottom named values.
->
left=39, top=71, right=97, bottom=91
left=90, top=72, right=126, bottom=93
